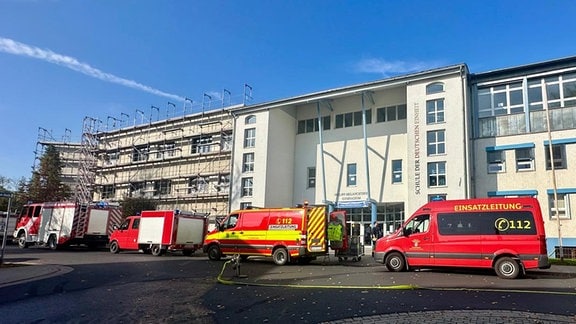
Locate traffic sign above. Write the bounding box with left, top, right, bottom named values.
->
left=0, top=192, right=12, bottom=198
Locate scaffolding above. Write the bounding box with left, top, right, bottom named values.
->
left=75, top=117, right=101, bottom=204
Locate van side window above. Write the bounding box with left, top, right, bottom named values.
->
left=132, top=218, right=140, bottom=229
left=226, top=214, right=239, bottom=229
left=120, top=219, right=130, bottom=230
left=438, top=211, right=536, bottom=235
left=405, top=214, right=430, bottom=235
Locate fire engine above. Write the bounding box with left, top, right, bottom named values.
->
left=203, top=203, right=360, bottom=265
left=13, top=201, right=122, bottom=250
left=109, top=210, right=208, bottom=256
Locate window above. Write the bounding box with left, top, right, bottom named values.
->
left=438, top=211, right=536, bottom=235
left=154, top=179, right=171, bottom=195
left=240, top=202, right=252, bottom=210
left=104, top=151, right=119, bottom=166
left=156, top=142, right=175, bottom=159
left=101, top=185, right=115, bottom=199
left=549, top=193, right=571, bottom=220
left=241, top=177, right=253, bottom=197
left=216, top=174, right=230, bottom=193
left=347, top=163, right=357, bottom=186
left=427, top=130, right=445, bottom=155
left=242, top=153, right=254, bottom=172
left=129, top=182, right=146, bottom=197
left=391, top=159, right=402, bottom=183
left=188, top=176, right=207, bottom=194
left=426, top=99, right=445, bottom=124
left=428, top=162, right=446, bottom=187
left=244, top=128, right=256, bottom=148
left=487, top=151, right=505, bottom=173
left=404, top=215, right=430, bottom=235
left=221, top=131, right=233, bottom=151
left=428, top=194, right=446, bottom=202
left=426, top=82, right=444, bottom=94
left=191, top=135, right=212, bottom=154
left=477, top=82, right=524, bottom=117
left=335, top=110, right=371, bottom=128
left=132, top=146, right=149, bottom=162
left=307, top=167, right=316, bottom=188
left=545, top=144, right=566, bottom=170
left=516, top=148, right=534, bottom=171
left=527, top=72, right=576, bottom=111
left=245, top=115, right=256, bottom=124
left=297, top=116, right=330, bottom=134
left=376, top=104, right=407, bottom=122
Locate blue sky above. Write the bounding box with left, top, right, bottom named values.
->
left=1, top=0, right=575, bottom=187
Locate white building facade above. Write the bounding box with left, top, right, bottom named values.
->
left=230, top=64, right=471, bottom=242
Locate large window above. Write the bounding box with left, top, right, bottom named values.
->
left=376, top=104, right=407, bottom=123
left=132, top=145, right=149, bottom=162
left=478, top=82, right=524, bottom=117
left=528, top=73, right=576, bottom=110
left=156, top=142, right=175, bottom=159
left=188, top=176, right=207, bottom=194
left=428, top=162, right=446, bottom=187
left=244, top=128, right=256, bottom=148
left=427, top=130, right=445, bottom=155
left=101, top=185, right=115, bottom=199
left=335, top=109, right=371, bottom=129
left=297, top=116, right=330, bottom=134
left=154, top=179, right=171, bottom=195
left=242, top=153, right=254, bottom=172
left=191, top=135, right=212, bottom=154
left=426, top=99, right=445, bottom=124
left=307, top=167, right=316, bottom=188
left=438, top=211, right=536, bottom=235
left=347, top=163, right=357, bottom=186
left=241, top=177, right=253, bottom=197
left=391, top=159, right=402, bottom=184
left=545, top=144, right=567, bottom=170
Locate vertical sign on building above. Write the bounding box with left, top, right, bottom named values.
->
left=413, top=103, right=421, bottom=195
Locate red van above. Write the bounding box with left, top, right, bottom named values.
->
left=373, top=197, right=550, bottom=279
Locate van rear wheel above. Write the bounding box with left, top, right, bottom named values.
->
left=385, top=252, right=406, bottom=272
left=272, top=248, right=289, bottom=266
left=494, top=257, right=521, bottom=279
left=47, top=235, right=58, bottom=250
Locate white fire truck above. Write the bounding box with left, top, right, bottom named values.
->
left=13, top=201, right=123, bottom=250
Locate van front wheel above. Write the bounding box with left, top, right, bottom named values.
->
left=207, top=245, right=222, bottom=261
left=494, top=257, right=521, bottom=279
left=385, top=252, right=406, bottom=272
left=272, top=248, right=289, bottom=266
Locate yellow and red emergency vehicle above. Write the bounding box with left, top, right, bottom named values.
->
left=203, top=203, right=341, bottom=265
left=374, top=197, right=550, bottom=279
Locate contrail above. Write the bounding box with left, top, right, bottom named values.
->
left=0, top=36, right=185, bottom=102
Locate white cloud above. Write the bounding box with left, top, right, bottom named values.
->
left=0, top=36, right=185, bottom=102
left=354, top=57, right=442, bottom=76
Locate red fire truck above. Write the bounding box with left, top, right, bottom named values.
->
left=109, top=210, right=208, bottom=256
left=13, top=201, right=123, bottom=250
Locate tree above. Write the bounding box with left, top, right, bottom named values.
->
left=27, top=145, right=71, bottom=203
left=121, top=197, right=158, bottom=218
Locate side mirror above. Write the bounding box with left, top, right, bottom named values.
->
left=403, top=228, right=412, bottom=236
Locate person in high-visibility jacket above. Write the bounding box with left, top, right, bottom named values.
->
left=328, top=214, right=343, bottom=249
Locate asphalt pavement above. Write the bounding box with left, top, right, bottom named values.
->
left=1, top=248, right=576, bottom=323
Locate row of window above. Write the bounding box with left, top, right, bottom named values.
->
left=477, top=71, right=576, bottom=118
left=487, top=144, right=568, bottom=173
left=298, top=160, right=447, bottom=190
left=100, top=175, right=231, bottom=199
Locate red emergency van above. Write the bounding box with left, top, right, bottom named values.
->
left=373, top=197, right=550, bottom=279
